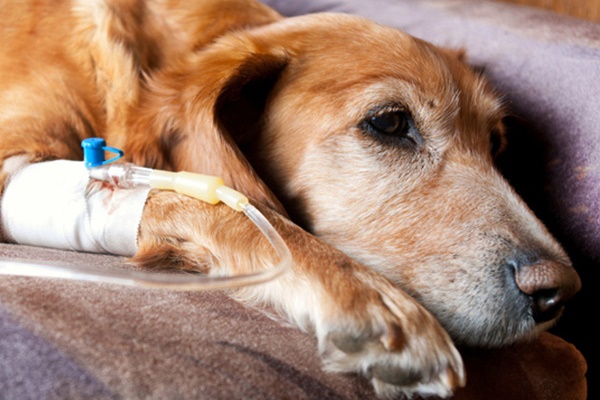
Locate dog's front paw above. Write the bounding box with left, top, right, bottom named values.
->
left=318, top=274, right=465, bottom=399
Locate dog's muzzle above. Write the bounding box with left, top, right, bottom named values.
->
left=514, top=259, right=581, bottom=323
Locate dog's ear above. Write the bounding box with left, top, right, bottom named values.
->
left=128, top=35, right=289, bottom=212
left=214, top=51, right=287, bottom=157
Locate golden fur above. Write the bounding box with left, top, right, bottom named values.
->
left=0, top=0, right=581, bottom=397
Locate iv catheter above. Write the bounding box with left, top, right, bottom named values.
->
left=0, top=138, right=292, bottom=290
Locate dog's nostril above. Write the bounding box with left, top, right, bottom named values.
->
left=514, top=259, right=581, bottom=323
left=530, top=288, right=561, bottom=322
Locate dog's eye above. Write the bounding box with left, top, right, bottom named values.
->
left=360, top=109, right=422, bottom=148
left=368, top=112, right=408, bottom=136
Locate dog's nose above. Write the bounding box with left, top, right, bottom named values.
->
left=514, top=259, right=581, bottom=323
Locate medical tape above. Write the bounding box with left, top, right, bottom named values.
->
left=1, top=157, right=150, bottom=256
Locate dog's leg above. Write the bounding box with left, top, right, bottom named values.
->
left=135, top=190, right=465, bottom=398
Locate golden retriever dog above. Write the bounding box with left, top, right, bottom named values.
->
left=0, top=0, right=582, bottom=398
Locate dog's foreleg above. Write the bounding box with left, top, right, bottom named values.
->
left=135, top=190, right=465, bottom=399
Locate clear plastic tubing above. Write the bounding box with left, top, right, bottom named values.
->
left=0, top=162, right=292, bottom=291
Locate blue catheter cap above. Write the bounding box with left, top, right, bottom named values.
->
left=81, top=137, right=124, bottom=168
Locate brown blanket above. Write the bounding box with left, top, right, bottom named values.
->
left=0, top=243, right=587, bottom=399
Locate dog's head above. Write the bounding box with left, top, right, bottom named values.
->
left=151, top=13, right=581, bottom=347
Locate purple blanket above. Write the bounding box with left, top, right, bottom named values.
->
left=1, top=0, right=597, bottom=398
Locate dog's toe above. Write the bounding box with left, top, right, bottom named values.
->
left=369, top=354, right=464, bottom=399
left=318, top=277, right=465, bottom=399
left=370, top=363, right=423, bottom=386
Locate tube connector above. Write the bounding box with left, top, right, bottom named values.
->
left=216, top=186, right=249, bottom=211
left=149, top=170, right=248, bottom=211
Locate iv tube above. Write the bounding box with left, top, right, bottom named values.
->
left=0, top=202, right=291, bottom=290
left=0, top=140, right=292, bottom=290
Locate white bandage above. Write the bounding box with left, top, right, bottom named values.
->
left=1, top=157, right=150, bottom=256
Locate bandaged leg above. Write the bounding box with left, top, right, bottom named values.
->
left=1, top=156, right=150, bottom=256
